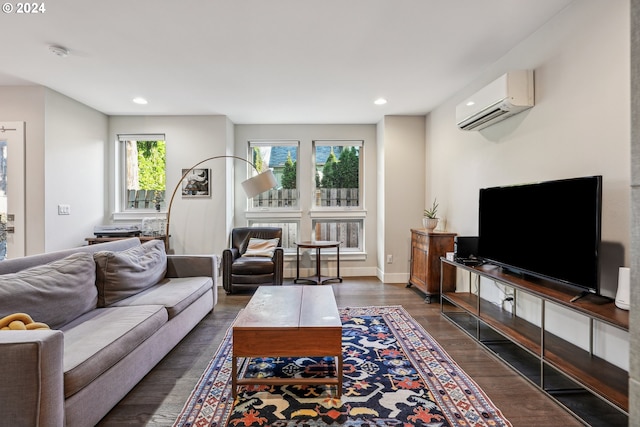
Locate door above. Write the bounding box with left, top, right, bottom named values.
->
left=0, top=122, right=25, bottom=259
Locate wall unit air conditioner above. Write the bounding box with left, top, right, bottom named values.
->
left=456, top=70, right=534, bottom=131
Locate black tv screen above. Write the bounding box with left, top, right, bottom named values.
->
left=478, top=175, right=602, bottom=294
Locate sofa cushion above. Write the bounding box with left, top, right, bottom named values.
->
left=94, top=239, right=167, bottom=307
left=0, top=252, right=97, bottom=329
left=61, top=305, right=167, bottom=398
left=0, top=238, right=141, bottom=276
left=111, top=276, right=213, bottom=319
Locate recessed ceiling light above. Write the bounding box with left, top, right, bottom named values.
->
left=466, top=101, right=475, bottom=106
left=132, top=97, right=148, bottom=105
left=374, top=98, right=388, bottom=105
left=49, top=45, right=69, bottom=57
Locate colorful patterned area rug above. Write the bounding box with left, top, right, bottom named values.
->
left=174, top=305, right=512, bottom=427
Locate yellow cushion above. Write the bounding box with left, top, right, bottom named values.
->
left=0, top=312, right=50, bottom=330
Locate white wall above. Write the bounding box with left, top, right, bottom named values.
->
left=108, top=115, right=233, bottom=256
left=426, top=0, right=630, bottom=370
left=224, top=119, right=235, bottom=238
left=234, top=124, right=378, bottom=277
left=376, top=122, right=386, bottom=280
left=426, top=0, right=630, bottom=298
left=44, top=89, right=108, bottom=251
left=0, top=86, right=108, bottom=253
left=377, top=116, right=426, bottom=283
left=0, top=86, right=46, bottom=254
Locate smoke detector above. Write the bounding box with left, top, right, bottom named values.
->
left=49, top=45, right=69, bottom=57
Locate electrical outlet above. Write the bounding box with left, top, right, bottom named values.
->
left=387, top=254, right=393, bottom=264
left=58, top=204, right=71, bottom=215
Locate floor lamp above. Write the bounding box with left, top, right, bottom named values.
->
left=165, top=155, right=277, bottom=252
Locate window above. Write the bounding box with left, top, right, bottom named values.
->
left=314, top=141, right=361, bottom=208
left=118, top=134, right=166, bottom=212
left=311, top=218, right=362, bottom=249
left=312, top=141, right=363, bottom=251
left=249, top=141, right=299, bottom=208
left=245, top=139, right=365, bottom=254
left=247, top=220, right=298, bottom=249
left=245, top=141, right=300, bottom=251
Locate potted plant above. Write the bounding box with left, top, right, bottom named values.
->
left=423, top=199, right=439, bottom=231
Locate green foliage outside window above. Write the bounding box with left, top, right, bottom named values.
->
left=137, top=141, right=166, bottom=191
left=321, top=149, right=338, bottom=188
left=281, top=151, right=297, bottom=189
left=320, top=146, right=359, bottom=189
left=336, top=146, right=359, bottom=188
left=252, top=147, right=265, bottom=173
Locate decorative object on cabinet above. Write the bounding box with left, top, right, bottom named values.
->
left=165, top=155, right=277, bottom=252
left=141, top=217, right=166, bottom=237
left=407, top=229, right=456, bottom=303
left=422, top=217, right=439, bottom=231
left=440, top=257, right=629, bottom=426
left=422, top=198, right=439, bottom=230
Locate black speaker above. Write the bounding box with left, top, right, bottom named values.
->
left=454, top=236, right=479, bottom=262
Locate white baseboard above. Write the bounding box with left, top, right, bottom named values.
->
left=376, top=268, right=409, bottom=284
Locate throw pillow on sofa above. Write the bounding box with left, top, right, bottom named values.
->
left=0, top=252, right=97, bottom=329
left=94, top=239, right=167, bottom=307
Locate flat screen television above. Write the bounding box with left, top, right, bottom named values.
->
left=478, top=175, right=602, bottom=295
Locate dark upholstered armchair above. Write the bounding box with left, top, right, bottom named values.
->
left=222, top=227, right=284, bottom=294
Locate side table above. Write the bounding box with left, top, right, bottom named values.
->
left=294, top=241, right=343, bottom=285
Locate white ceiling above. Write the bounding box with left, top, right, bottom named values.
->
left=0, top=0, right=574, bottom=124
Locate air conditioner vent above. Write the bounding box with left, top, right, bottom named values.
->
left=456, top=70, right=534, bottom=131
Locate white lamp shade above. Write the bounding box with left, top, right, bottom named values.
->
left=241, top=169, right=277, bottom=198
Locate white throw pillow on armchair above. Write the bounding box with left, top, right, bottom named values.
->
left=242, top=238, right=279, bottom=258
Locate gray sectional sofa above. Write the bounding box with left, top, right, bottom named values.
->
left=0, top=237, right=218, bottom=427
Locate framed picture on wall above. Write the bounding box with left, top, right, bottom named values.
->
left=181, top=168, right=211, bottom=198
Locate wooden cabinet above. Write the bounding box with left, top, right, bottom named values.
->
left=408, top=229, right=456, bottom=303
left=440, top=258, right=629, bottom=426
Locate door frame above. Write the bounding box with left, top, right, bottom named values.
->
left=0, top=121, right=26, bottom=258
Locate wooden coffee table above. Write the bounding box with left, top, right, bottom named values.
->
left=231, top=286, right=343, bottom=398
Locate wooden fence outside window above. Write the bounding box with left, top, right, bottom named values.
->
left=252, top=188, right=359, bottom=208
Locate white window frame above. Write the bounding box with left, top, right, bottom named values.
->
left=114, top=133, right=166, bottom=221
left=247, top=218, right=300, bottom=253
left=247, top=140, right=300, bottom=211
left=246, top=140, right=301, bottom=251
left=310, top=140, right=365, bottom=252
left=244, top=139, right=366, bottom=256
left=307, top=210, right=367, bottom=253
left=312, top=140, right=363, bottom=211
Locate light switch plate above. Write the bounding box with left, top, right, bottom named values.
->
left=58, top=204, right=71, bottom=215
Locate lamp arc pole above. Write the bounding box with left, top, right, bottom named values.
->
left=164, top=155, right=261, bottom=252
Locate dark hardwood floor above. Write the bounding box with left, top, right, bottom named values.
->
left=97, top=278, right=583, bottom=426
